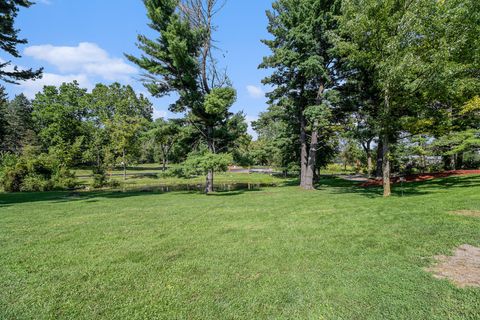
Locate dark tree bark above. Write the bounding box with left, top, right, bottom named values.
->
left=206, top=125, right=215, bottom=193
left=304, top=121, right=319, bottom=190
left=122, top=148, right=127, bottom=181
left=457, top=153, right=464, bottom=169
left=361, top=139, right=373, bottom=177
left=299, top=111, right=308, bottom=188
left=382, top=90, right=391, bottom=197
left=376, top=139, right=383, bottom=179
left=366, top=150, right=372, bottom=176
left=303, top=83, right=324, bottom=190
left=162, top=155, right=167, bottom=172
left=382, top=134, right=391, bottom=197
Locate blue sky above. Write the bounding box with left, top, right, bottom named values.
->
left=4, top=0, right=275, bottom=137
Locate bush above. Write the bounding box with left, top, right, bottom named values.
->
left=92, top=166, right=108, bottom=188
left=2, top=161, right=28, bottom=192
left=53, top=167, right=78, bottom=190
left=108, top=179, right=121, bottom=188
left=20, top=174, right=53, bottom=192
left=0, top=152, right=78, bottom=192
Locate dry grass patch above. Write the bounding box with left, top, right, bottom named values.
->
left=450, top=210, right=480, bottom=217
left=426, top=244, right=480, bottom=288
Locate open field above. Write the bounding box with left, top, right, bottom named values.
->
left=1, top=176, right=480, bottom=319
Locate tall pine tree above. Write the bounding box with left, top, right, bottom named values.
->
left=0, top=0, right=42, bottom=83
left=127, top=0, right=241, bottom=193
left=260, top=0, right=340, bottom=189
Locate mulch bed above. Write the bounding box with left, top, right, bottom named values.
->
left=360, top=170, right=480, bottom=187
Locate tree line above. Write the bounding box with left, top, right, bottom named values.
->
left=0, top=81, right=250, bottom=191
left=1, top=0, right=479, bottom=196
left=254, top=0, right=480, bottom=196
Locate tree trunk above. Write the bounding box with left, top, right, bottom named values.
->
left=457, top=153, right=464, bottom=169
left=376, top=139, right=383, bottom=179
left=206, top=126, right=214, bottom=194
left=382, top=88, right=391, bottom=197
left=96, top=147, right=101, bottom=168
left=362, top=140, right=372, bottom=177
left=302, top=82, right=324, bottom=190
left=299, top=111, right=308, bottom=188
left=382, top=134, right=391, bottom=197
left=304, top=121, right=319, bottom=190
left=161, top=150, right=167, bottom=172
left=367, top=152, right=372, bottom=177
left=122, top=148, right=127, bottom=181
left=443, top=155, right=453, bottom=170
left=206, top=169, right=214, bottom=194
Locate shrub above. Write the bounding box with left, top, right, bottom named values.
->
left=53, top=167, right=78, bottom=190
left=0, top=152, right=78, bottom=192
left=20, top=174, right=53, bottom=192
left=2, top=161, right=28, bottom=192
left=107, top=179, right=121, bottom=188
left=92, top=166, right=108, bottom=188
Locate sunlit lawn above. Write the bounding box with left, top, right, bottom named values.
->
left=1, top=176, right=479, bottom=319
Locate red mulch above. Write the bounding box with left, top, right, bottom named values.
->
left=361, top=170, right=480, bottom=187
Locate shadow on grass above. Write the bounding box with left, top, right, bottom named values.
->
left=0, top=190, right=164, bottom=208
left=0, top=185, right=274, bottom=208
left=2, top=175, right=479, bottom=208
left=316, top=174, right=480, bottom=198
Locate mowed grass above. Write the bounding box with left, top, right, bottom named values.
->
left=1, top=176, right=479, bottom=319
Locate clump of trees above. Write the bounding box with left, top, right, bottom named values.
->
left=1, top=0, right=480, bottom=197
left=126, top=0, right=247, bottom=193
left=257, top=0, right=480, bottom=196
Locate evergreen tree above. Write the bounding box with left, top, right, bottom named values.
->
left=260, top=0, right=340, bottom=189
left=0, top=86, right=8, bottom=150
left=5, top=93, right=35, bottom=153
left=0, top=0, right=42, bottom=83
left=127, top=0, right=239, bottom=193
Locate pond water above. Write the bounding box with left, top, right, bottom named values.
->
left=119, top=183, right=279, bottom=193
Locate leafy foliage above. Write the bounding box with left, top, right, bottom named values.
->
left=0, top=152, right=77, bottom=192
left=182, top=151, right=232, bottom=177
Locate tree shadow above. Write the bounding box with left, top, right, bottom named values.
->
left=0, top=190, right=168, bottom=208
left=0, top=184, right=276, bottom=208
left=316, top=175, right=480, bottom=198
left=2, top=175, right=478, bottom=208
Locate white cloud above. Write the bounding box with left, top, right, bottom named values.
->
left=24, top=42, right=137, bottom=81
left=20, top=73, right=93, bottom=98
left=153, top=108, right=168, bottom=120
left=0, top=57, right=92, bottom=98
left=246, top=85, right=265, bottom=99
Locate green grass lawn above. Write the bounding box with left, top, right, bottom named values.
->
left=1, top=176, right=479, bottom=319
